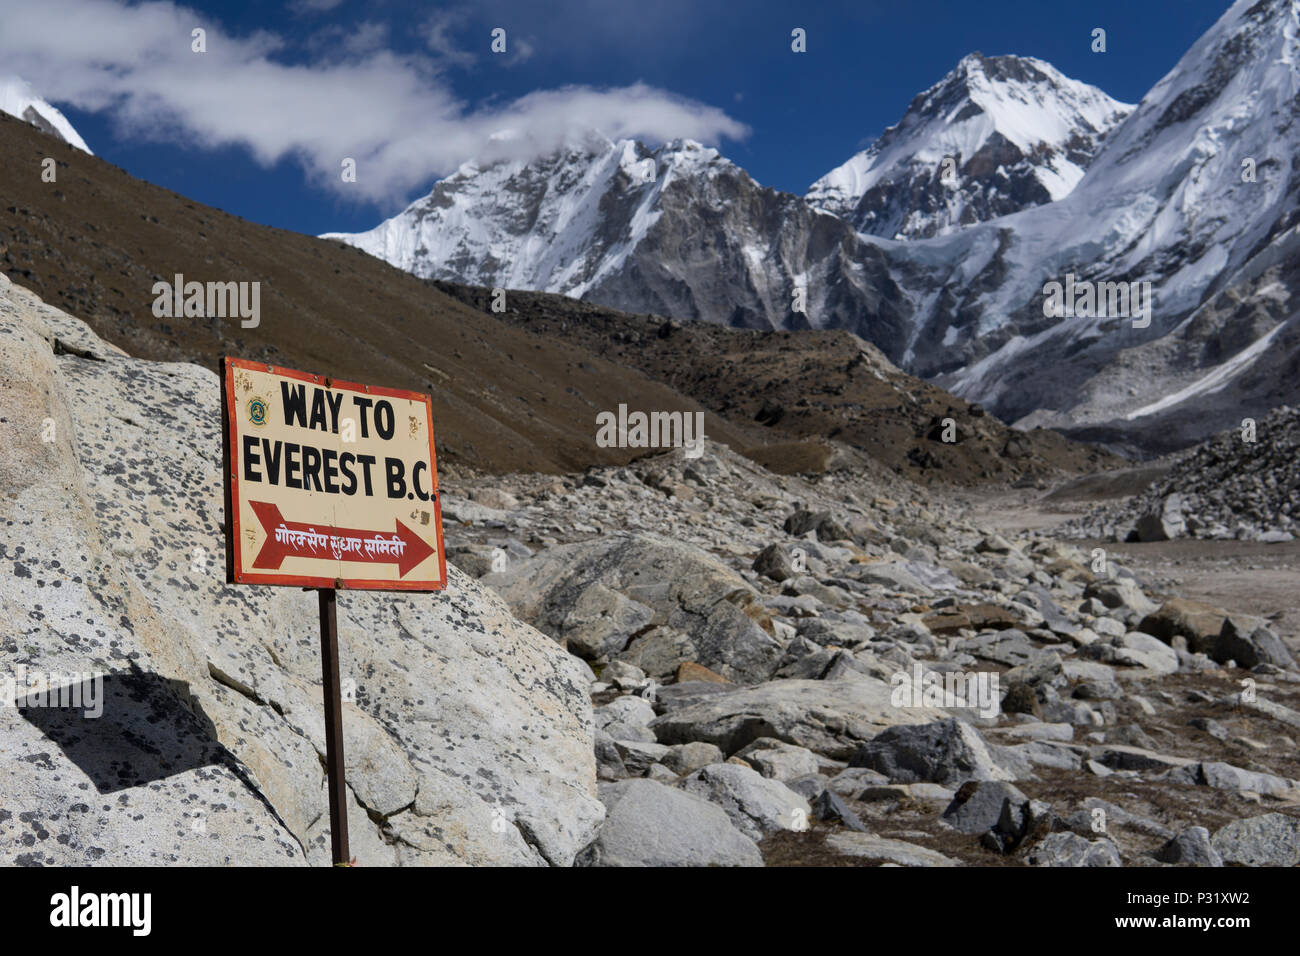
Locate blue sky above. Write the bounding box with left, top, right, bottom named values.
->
left=11, top=0, right=1231, bottom=236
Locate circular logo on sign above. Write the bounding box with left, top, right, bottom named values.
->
left=247, top=396, right=268, bottom=426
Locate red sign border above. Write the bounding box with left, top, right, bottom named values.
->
left=221, top=356, right=447, bottom=591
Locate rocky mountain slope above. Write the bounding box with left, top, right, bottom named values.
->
left=433, top=280, right=1122, bottom=486
left=805, top=53, right=1131, bottom=239
left=323, top=134, right=915, bottom=342
left=1065, top=405, right=1300, bottom=543
left=923, top=0, right=1300, bottom=449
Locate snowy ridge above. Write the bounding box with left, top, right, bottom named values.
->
left=322, top=135, right=733, bottom=299
left=806, top=53, right=1132, bottom=238
left=0, top=76, right=91, bottom=154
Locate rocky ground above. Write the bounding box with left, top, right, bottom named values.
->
left=5, top=263, right=1300, bottom=867
left=1064, top=406, right=1300, bottom=544
left=441, top=443, right=1300, bottom=867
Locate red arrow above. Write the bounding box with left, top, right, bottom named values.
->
left=249, top=500, right=435, bottom=578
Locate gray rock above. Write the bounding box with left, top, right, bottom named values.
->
left=1155, top=827, right=1223, bottom=866
left=679, top=763, right=812, bottom=842
left=941, top=781, right=1029, bottom=834
left=1217, top=615, right=1297, bottom=670
left=849, top=718, right=1018, bottom=785
left=981, top=795, right=1055, bottom=853
left=615, top=625, right=697, bottom=681
left=958, top=630, right=1049, bottom=668
left=661, top=741, right=725, bottom=775
left=813, top=788, right=868, bottom=831
left=488, top=532, right=784, bottom=682
left=735, top=738, right=824, bottom=782
left=612, top=739, right=672, bottom=777
left=827, top=767, right=891, bottom=796
left=1136, top=496, right=1186, bottom=542
left=1084, top=579, right=1159, bottom=618
left=594, top=695, right=658, bottom=743
left=594, top=729, right=628, bottom=781
left=753, top=543, right=797, bottom=582
left=826, top=832, right=959, bottom=866
left=651, top=677, right=946, bottom=759
left=786, top=773, right=831, bottom=803
left=579, top=780, right=762, bottom=867
left=1026, top=832, right=1121, bottom=867
left=1211, top=813, right=1300, bottom=866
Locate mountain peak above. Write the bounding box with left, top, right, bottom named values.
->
left=0, top=76, right=92, bottom=154
left=806, top=53, right=1132, bottom=238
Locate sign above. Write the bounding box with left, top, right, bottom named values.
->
left=221, top=358, right=446, bottom=591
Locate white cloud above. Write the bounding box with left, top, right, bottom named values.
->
left=421, top=9, right=476, bottom=69
left=0, top=0, right=748, bottom=205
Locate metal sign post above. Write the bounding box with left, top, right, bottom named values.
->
left=317, top=587, right=349, bottom=865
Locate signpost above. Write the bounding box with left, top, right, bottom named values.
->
left=220, top=358, right=446, bottom=865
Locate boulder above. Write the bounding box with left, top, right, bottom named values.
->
left=849, top=718, right=1017, bottom=785
left=487, top=533, right=784, bottom=682
left=941, top=781, right=1029, bottom=834
left=752, top=543, right=797, bottom=582
left=1155, top=827, right=1223, bottom=867
left=735, top=738, right=823, bottom=782
left=826, top=832, right=959, bottom=866
left=1084, top=579, right=1158, bottom=617
left=594, top=696, right=658, bottom=743
left=650, top=677, right=947, bottom=760
left=1027, top=832, right=1121, bottom=866
left=579, top=780, right=762, bottom=867
left=678, top=763, right=811, bottom=842
left=1210, top=813, right=1300, bottom=867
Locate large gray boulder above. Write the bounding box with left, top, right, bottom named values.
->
left=0, top=275, right=602, bottom=866
left=1210, top=813, right=1300, bottom=866
left=678, top=763, right=811, bottom=842
left=650, top=677, right=947, bottom=760
left=579, top=779, right=762, bottom=867
left=1027, top=832, right=1121, bottom=867
left=486, top=533, right=784, bottom=682
left=850, top=718, right=1017, bottom=786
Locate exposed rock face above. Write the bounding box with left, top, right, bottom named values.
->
left=0, top=274, right=602, bottom=866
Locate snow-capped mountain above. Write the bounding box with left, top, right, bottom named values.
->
left=326, top=0, right=1300, bottom=452
left=324, top=134, right=913, bottom=343
left=0, top=76, right=91, bottom=153
left=806, top=53, right=1132, bottom=239
left=900, top=0, right=1300, bottom=448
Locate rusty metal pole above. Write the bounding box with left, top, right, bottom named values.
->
left=318, top=587, right=350, bottom=865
